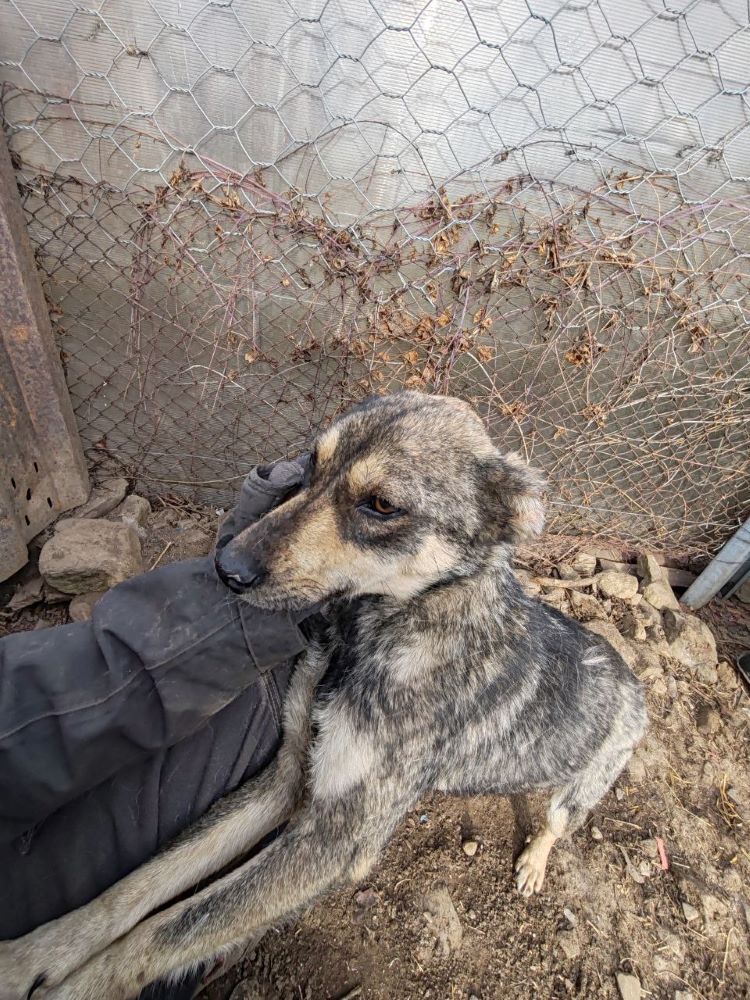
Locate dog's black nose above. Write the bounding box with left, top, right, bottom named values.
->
left=214, top=550, right=265, bottom=592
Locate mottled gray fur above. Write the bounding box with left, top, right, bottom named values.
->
left=0, top=392, right=646, bottom=1000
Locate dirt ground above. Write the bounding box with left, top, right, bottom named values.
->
left=1, top=498, right=749, bottom=1000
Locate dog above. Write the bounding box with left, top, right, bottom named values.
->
left=0, top=391, right=646, bottom=999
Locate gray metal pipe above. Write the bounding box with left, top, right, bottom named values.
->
left=682, top=517, right=750, bottom=610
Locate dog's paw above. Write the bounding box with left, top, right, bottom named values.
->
left=0, top=940, right=40, bottom=1000
left=514, top=840, right=549, bottom=897
left=0, top=919, right=92, bottom=1000
left=41, top=944, right=133, bottom=1000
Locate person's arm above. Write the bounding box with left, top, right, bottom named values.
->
left=0, top=458, right=312, bottom=840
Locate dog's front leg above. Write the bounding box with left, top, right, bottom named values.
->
left=43, top=798, right=393, bottom=1000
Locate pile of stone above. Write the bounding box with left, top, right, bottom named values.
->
left=5, top=476, right=218, bottom=623
left=35, top=478, right=149, bottom=621
left=520, top=547, right=719, bottom=683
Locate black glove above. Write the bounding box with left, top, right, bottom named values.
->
left=214, top=454, right=324, bottom=629
left=215, top=454, right=310, bottom=553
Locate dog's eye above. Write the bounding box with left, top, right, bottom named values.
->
left=361, top=495, right=405, bottom=518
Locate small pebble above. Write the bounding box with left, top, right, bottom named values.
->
left=591, top=826, right=603, bottom=841
left=563, top=906, right=578, bottom=928
left=696, top=705, right=721, bottom=735
left=615, top=971, right=641, bottom=1000
left=681, top=902, right=700, bottom=922
left=557, top=929, right=581, bottom=960
left=462, top=839, right=479, bottom=857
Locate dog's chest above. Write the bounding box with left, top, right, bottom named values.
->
left=308, top=697, right=376, bottom=801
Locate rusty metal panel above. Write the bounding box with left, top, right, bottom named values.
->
left=0, top=132, right=88, bottom=582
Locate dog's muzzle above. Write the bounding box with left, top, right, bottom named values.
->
left=214, top=549, right=266, bottom=593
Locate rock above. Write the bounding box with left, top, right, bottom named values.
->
left=420, top=886, right=463, bottom=958
left=584, top=620, right=637, bottom=669
left=68, top=590, right=107, bottom=622
left=665, top=567, right=697, bottom=590
left=727, top=785, right=744, bottom=810
left=229, top=983, right=264, bottom=1000
left=591, top=826, right=603, bottom=841
left=621, top=610, right=647, bottom=642
left=515, top=569, right=541, bottom=596
left=651, top=677, right=668, bottom=698
left=701, top=892, right=729, bottom=931
left=736, top=578, right=750, bottom=604
left=354, top=888, right=379, bottom=914
left=557, top=929, right=581, bottom=960
left=7, top=572, right=44, bottom=610
left=541, top=587, right=566, bottom=605
left=39, top=519, right=142, bottom=595
left=599, top=558, right=637, bottom=576
left=717, top=660, right=740, bottom=689
left=681, top=902, right=700, bottom=923
left=557, top=562, right=580, bottom=581
left=696, top=705, right=721, bottom=734
left=638, top=859, right=653, bottom=879
left=642, top=581, right=680, bottom=612
left=674, top=992, right=694, bottom=1000
left=173, top=527, right=212, bottom=560
left=462, top=839, right=479, bottom=857
left=120, top=494, right=151, bottom=528
left=595, top=571, right=639, bottom=601
left=638, top=601, right=662, bottom=627
left=638, top=657, right=664, bottom=682
left=569, top=590, right=607, bottom=621
left=616, top=972, right=641, bottom=1000
left=73, top=478, right=129, bottom=519
left=563, top=906, right=578, bottom=928
left=43, top=584, right=72, bottom=604
left=696, top=664, right=719, bottom=685
left=571, top=551, right=597, bottom=576
left=663, top=610, right=718, bottom=671
left=637, top=551, right=664, bottom=586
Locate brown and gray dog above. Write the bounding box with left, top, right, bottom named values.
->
left=0, top=392, right=646, bottom=999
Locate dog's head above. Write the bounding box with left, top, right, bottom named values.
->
left=216, top=392, right=544, bottom=611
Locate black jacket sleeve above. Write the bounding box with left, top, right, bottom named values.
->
left=0, top=459, right=313, bottom=840
left=0, top=558, right=308, bottom=840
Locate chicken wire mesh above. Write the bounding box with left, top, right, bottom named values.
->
left=0, top=0, right=748, bottom=551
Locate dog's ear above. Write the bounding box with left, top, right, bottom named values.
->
left=480, top=451, right=546, bottom=543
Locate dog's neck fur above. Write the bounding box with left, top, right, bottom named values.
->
left=320, top=545, right=524, bottom=700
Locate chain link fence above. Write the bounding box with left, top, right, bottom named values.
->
left=1, top=0, right=748, bottom=551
